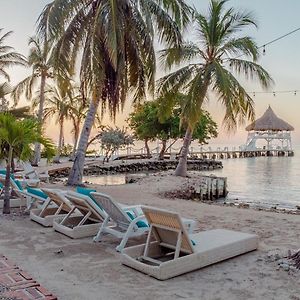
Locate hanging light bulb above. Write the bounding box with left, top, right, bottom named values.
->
left=253, top=92, right=256, bottom=97
left=294, top=91, right=297, bottom=96
left=273, top=92, right=276, bottom=97
left=263, top=45, right=266, bottom=55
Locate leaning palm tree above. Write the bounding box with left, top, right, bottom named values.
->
left=158, top=0, right=273, bottom=176
left=0, top=113, right=55, bottom=214
left=37, top=0, right=192, bottom=185
left=12, top=37, right=54, bottom=165
left=0, top=29, right=27, bottom=81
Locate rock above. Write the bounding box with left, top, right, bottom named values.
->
left=280, top=263, right=290, bottom=271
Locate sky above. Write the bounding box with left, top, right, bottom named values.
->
left=1, top=0, right=300, bottom=146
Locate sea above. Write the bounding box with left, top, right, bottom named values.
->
left=84, top=143, right=300, bottom=210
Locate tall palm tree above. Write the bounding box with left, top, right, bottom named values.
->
left=158, top=0, right=273, bottom=176
left=68, top=93, right=90, bottom=161
left=12, top=37, right=54, bottom=165
left=33, top=84, right=74, bottom=163
left=0, top=113, right=55, bottom=214
left=0, top=29, right=27, bottom=81
left=37, top=0, right=192, bottom=185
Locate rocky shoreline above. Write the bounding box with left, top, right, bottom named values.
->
left=49, top=159, right=223, bottom=178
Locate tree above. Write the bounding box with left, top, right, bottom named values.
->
left=95, top=127, right=134, bottom=163
left=12, top=37, right=55, bottom=165
left=37, top=0, right=192, bottom=185
left=158, top=0, right=273, bottom=176
left=0, top=82, right=32, bottom=118
left=0, top=29, right=27, bottom=81
left=128, top=98, right=218, bottom=159
left=34, top=84, right=74, bottom=163
left=0, top=113, right=55, bottom=214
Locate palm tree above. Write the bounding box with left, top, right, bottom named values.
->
left=33, top=84, right=73, bottom=163
left=0, top=82, right=31, bottom=118
left=0, top=29, right=27, bottom=81
left=12, top=37, right=54, bottom=165
left=68, top=93, right=90, bottom=161
left=0, top=113, right=55, bottom=214
left=37, top=0, right=192, bottom=185
left=158, top=0, right=273, bottom=176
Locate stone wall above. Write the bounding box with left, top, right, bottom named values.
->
left=49, top=159, right=223, bottom=178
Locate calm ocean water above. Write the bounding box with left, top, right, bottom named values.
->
left=84, top=143, right=300, bottom=210
left=202, top=146, right=300, bottom=210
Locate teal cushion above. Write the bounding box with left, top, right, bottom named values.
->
left=26, top=187, right=48, bottom=200
left=14, top=179, right=23, bottom=191
left=0, top=170, right=15, bottom=180
left=0, top=182, right=3, bottom=189
left=76, top=187, right=96, bottom=197
left=126, top=211, right=148, bottom=228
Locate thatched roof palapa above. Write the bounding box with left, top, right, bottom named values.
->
left=246, top=106, right=294, bottom=132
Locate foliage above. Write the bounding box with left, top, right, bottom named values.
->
left=127, top=98, right=218, bottom=154
left=0, top=113, right=55, bottom=213
left=12, top=37, right=54, bottom=104
left=157, top=0, right=274, bottom=176
left=0, top=29, right=27, bottom=81
left=60, top=144, right=73, bottom=157
left=96, top=127, right=134, bottom=162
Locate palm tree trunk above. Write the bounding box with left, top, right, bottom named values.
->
left=3, top=147, right=13, bottom=214
left=70, top=123, right=79, bottom=161
left=174, top=127, right=193, bottom=177
left=32, top=74, right=46, bottom=166
left=53, top=119, right=64, bottom=163
left=67, top=98, right=100, bottom=186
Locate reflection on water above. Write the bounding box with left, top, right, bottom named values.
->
left=83, top=175, right=126, bottom=185
left=206, top=153, right=300, bottom=209
left=82, top=149, right=300, bottom=209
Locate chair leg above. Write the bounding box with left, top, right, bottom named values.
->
left=93, top=216, right=109, bottom=243
left=116, top=222, right=137, bottom=252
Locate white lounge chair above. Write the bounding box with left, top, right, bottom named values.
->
left=30, top=188, right=74, bottom=227
left=0, top=175, right=47, bottom=209
left=121, top=206, right=258, bottom=280
left=20, top=161, right=49, bottom=183
left=91, top=192, right=196, bottom=252
left=53, top=191, right=107, bottom=239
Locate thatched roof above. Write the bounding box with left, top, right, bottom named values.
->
left=246, top=106, right=294, bottom=132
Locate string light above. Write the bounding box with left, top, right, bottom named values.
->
left=247, top=90, right=300, bottom=95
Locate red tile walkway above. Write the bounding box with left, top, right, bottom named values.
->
left=0, top=255, right=57, bottom=300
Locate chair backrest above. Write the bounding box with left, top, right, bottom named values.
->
left=41, top=189, right=73, bottom=212
left=0, top=175, right=19, bottom=190
left=91, top=192, right=132, bottom=229
left=141, top=206, right=194, bottom=255
left=22, top=161, right=38, bottom=179
left=65, top=191, right=107, bottom=222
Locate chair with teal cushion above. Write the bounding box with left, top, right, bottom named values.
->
left=26, top=187, right=48, bottom=200
left=91, top=192, right=149, bottom=252
left=76, top=187, right=96, bottom=197
left=126, top=211, right=148, bottom=228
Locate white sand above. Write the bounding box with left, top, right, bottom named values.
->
left=0, top=171, right=299, bottom=299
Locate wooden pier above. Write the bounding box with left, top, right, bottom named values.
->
left=189, top=149, right=295, bottom=160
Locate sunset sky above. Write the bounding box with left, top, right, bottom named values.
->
left=1, top=0, right=300, bottom=146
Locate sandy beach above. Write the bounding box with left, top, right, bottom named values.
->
left=0, top=171, right=299, bottom=300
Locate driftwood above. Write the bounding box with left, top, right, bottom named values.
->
left=290, top=250, right=300, bottom=269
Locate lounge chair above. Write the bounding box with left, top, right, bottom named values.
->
left=30, top=189, right=74, bottom=227
left=20, top=161, right=49, bottom=183
left=121, top=206, right=258, bottom=280
left=53, top=191, right=107, bottom=239
left=0, top=175, right=47, bottom=209
left=91, top=192, right=196, bottom=252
